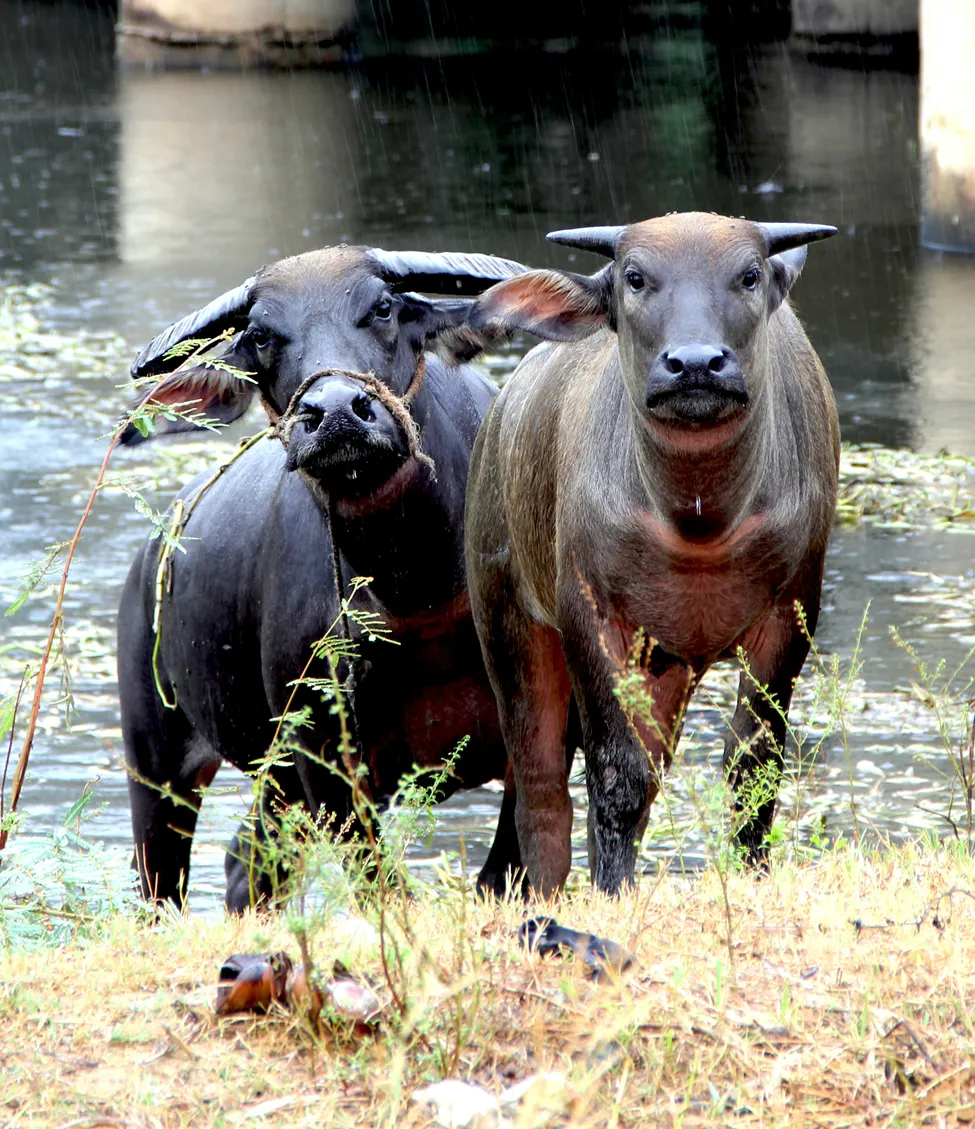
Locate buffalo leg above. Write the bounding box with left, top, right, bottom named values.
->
left=224, top=770, right=303, bottom=913
left=560, top=589, right=694, bottom=894
left=475, top=587, right=573, bottom=897
left=478, top=698, right=581, bottom=899
left=724, top=590, right=820, bottom=861
left=476, top=761, right=526, bottom=898
left=225, top=820, right=273, bottom=913
left=223, top=737, right=376, bottom=912
left=125, top=719, right=219, bottom=907
left=119, top=562, right=220, bottom=907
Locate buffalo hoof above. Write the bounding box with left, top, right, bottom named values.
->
left=475, top=865, right=529, bottom=901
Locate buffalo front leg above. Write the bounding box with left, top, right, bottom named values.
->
left=476, top=760, right=526, bottom=899
left=560, top=591, right=694, bottom=895
left=126, top=732, right=220, bottom=908
left=477, top=705, right=579, bottom=900
left=223, top=764, right=310, bottom=913
left=724, top=594, right=819, bottom=862
left=475, top=591, right=574, bottom=897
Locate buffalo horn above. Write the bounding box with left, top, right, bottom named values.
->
left=759, top=223, right=838, bottom=257
left=546, top=226, right=625, bottom=259
left=130, top=276, right=257, bottom=377
left=370, top=249, right=530, bottom=296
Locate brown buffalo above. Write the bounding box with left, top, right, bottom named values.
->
left=465, top=212, right=839, bottom=896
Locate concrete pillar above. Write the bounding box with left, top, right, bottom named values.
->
left=910, top=254, right=975, bottom=452
left=792, top=0, right=917, bottom=37
left=920, top=0, right=975, bottom=252
left=118, top=0, right=356, bottom=68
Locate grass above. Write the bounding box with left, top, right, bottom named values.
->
left=3, top=842, right=975, bottom=1127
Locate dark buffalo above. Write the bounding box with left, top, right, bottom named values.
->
left=465, top=212, right=839, bottom=896
left=118, top=244, right=532, bottom=911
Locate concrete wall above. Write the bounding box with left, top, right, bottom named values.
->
left=118, top=0, right=356, bottom=66
left=792, top=0, right=917, bottom=36
left=920, top=0, right=975, bottom=251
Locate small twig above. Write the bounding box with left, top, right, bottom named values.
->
left=160, top=1022, right=199, bottom=1060
left=295, top=928, right=322, bottom=1029
left=0, top=666, right=29, bottom=832
left=54, top=1118, right=125, bottom=1129
left=882, top=1018, right=937, bottom=1071
left=852, top=887, right=975, bottom=934
left=499, top=984, right=580, bottom=1013
left=914, top=802, right=960, bottom=840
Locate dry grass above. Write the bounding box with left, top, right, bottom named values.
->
left=3, top=844, right=975, bottom=1128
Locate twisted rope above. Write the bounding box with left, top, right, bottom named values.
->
left=264, top=354, right=434, bottom=475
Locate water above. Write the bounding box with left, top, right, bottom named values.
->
left=3, top=2, right=975, bottom=907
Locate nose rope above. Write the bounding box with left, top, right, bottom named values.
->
left=258, top=352, right=431, bottom=828
left=263, top=353, right=434, bottom=474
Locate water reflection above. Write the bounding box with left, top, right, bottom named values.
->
left=2, top=3, right=975, bottom=909
left=0, top=2, right=117, bottom=267
left=910, top=253, right=975, bottom=453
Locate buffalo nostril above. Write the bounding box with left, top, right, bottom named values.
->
left=663, top=352, right=684, bottom=375
left=302, top=405, right=325, bottom=431
left=350, top=392, right=374, bottom=423
left=708, top=352, right=726, bottom=373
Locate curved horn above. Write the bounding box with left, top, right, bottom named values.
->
left=759, top=222, right=837, bottom=257
left=130, top=275, right=257, bottom=377
left=370, top=249, right=531, bottom=296
left=546, top=225, right=625, bottom=259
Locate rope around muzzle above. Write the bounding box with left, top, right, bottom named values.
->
left=264, top=354, right=435, bottom=476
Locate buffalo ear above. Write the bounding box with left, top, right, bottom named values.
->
left=469, top=268, right=611, bottom=343
left=766, top=246, right=808, bottom=314
left=119, top=337, right=257, bottom=446
left=397, top=293, right=490, bottom=366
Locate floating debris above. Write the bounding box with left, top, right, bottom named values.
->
left=838, top=445, right=975, bottom=532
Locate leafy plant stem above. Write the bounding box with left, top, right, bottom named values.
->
left=0, top=426, right=126, bottom=854
left=0, top=666, right=29, bottom=832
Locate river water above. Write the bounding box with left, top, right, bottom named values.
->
left=3, top=2, right=975, bottom=908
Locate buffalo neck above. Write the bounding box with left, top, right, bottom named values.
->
left=312, top=459, right=466, bottom=615
left=626, top=368, right=776, bottom=542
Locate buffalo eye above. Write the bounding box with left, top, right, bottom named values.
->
left=624, top=269, right=645, bottom=293
left=374, top=296, right=393, bottom=320
left=741, top=267, right=762, bottom=291
left=250, top=326, right=273, bottom=351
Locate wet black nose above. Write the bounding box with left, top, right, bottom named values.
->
left=299, top=381, right=378, bottom=433
left=646, top=341, right=748, bottom=420
left=660, top=344, right=733, bottom=380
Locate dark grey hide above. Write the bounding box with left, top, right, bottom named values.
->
left=117, top=244, right=534, bottom=911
